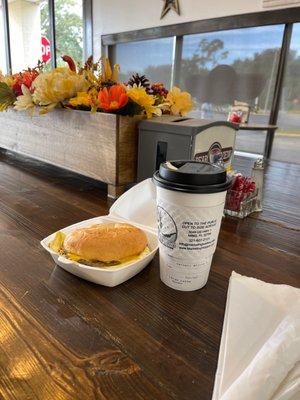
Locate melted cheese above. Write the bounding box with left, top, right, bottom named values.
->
left=102, top=246, right=151, bottom=270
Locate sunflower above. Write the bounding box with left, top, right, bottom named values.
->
left=69, top=92, right=91, bottom=108
left=127, top=86, right=161, bottom=119
left=69, top=88, right=100, bottom=112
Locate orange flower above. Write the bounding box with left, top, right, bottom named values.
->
left=13, top=70, right=39, bottom=96
left=98, top=84, right=128, bottom=112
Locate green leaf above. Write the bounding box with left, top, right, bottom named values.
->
left=0, top=82, right=17, bottom=111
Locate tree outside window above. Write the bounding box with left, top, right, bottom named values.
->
left=40, top=0, right=83, bottom=68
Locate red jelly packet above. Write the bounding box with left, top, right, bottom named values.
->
left=226, top=174, right=256, bottom=211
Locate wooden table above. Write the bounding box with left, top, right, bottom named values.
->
left=0, top=151, right=299, bottom=400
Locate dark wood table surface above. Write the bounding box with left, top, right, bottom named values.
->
left=0, top=151, right=299, bottom=400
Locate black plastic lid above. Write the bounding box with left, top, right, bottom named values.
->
left=153, top=160, right=232, bottom=194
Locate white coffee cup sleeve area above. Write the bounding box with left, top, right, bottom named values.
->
left=153, top=160, right=232, bottom=291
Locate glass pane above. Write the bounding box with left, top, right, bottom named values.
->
left=0, top=0, right=7, bottom=74
left=274, top=23, right=300, bottom=164
left=55, top=0, right=83, bottom=67
left=115, top=37, right=174, bottom=88
left=180, top=25, right=285, bottom=155
left=8, top=0, right=50, bottom=73
left=40, top=0, right=51, bottom=71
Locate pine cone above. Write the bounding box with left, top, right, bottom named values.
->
left=127, top=73, right=150, bottom=90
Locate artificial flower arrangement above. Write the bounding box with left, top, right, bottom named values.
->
left=0, top=56, right=193, bottom=118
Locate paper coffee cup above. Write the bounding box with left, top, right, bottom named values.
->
left=153, top=161, right=232, bottom=291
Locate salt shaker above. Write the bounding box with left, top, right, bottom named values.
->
left=251, top=158, right=264, bottom=212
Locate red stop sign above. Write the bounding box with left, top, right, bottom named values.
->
left=41, top=36, right=51, bottom=63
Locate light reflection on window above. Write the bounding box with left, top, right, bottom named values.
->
left=115, top=37, right=174, bottom=88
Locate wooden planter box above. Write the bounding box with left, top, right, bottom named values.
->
left=0, top=109, right=141, bottom=198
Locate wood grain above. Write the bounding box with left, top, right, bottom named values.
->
left=0, top=110, right=140, bottom=194
left=0, top=151, right=299, bottom=400
left=117, top=115, right=141, bottom=185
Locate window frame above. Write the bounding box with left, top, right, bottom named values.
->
left=2, top=0, right=11, bottom=73
left=102, top=7, right=300, bottom=159
left=1, top=0, right=93, bottom=72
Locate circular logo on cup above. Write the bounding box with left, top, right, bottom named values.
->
left=209, top=142, right=223, bottom=164
left=157, top=206, right=177, bottom=249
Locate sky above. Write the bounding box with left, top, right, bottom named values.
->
left=116, top=23, right=300, bottom=74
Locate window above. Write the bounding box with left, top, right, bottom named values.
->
left=104, top=8, right=300, bottom=160
left=1, top=0, right=91, bottom=73
left=180, top=25, right=284, bottom=155
left=0, top=0, right=7, bottom=74
left=8, top=0, right=50, bottom=73
left=115, top=37, right=174, bottom=87
left=274, top=23, right=300, bottom=163
left=54, top=0, right=84, bottom=66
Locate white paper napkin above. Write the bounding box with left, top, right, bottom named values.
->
left=212, top=272, right=300, bottom=400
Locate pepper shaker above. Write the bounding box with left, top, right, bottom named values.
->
left=251, top=158, right=264, bottom=212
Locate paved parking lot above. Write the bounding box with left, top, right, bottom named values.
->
left=236, top=130, right=300, bottom=163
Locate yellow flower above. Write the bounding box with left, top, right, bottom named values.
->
left=69, top=88, right=99, bottom=112
left=14, top=85, right=35, bottom=112
left=100, top=58, right=120, bottom=82
left=166, top=86, right=193, bottom=116
left=127, top=86, right=161, bottom=119
left=32, top=67, right=89, bottom=110
left=69, top=92, right=91, bottom=107
left=0, top=71, right=14, bottom=88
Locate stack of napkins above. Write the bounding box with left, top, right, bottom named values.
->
left=213, top=272, right=300, bottom=400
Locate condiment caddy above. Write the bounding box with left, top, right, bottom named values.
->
left=224, top=158, right=264, bottom=218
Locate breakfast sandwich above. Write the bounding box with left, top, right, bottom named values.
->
left=49, top=222, right=149, bottom=268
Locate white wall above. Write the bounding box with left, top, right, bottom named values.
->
left=8, top=0, right=41, bottom=72
left=92, top=0, right=294, bottom=58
